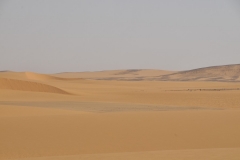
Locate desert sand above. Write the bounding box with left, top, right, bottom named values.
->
left=1, top=65, right=240, bottom=160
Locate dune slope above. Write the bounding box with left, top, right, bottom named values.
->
left=0, top=78, right=68, bottom=94
left=0, top=72, right=80, bottom=82
left=54, top=69, right=176, bottom=80
left=54, top=64, right=240, bottom=82
left=156, top=64, right=240, bottom=82
left=3, top=64, right=240, bottom=82
left=24, top=72, right=65, bottom=81
left=1, top=65, right=240, bottom=159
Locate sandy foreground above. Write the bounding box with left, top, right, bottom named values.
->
left=1, top=71, right=240, bottom=160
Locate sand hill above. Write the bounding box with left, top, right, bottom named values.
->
left=0, top=78, right=68, bottom=94
left=0, top=72, right=80, bottom=81
left=25, top=72, right=65, bottom=81
left=154, top=64, right=240, bottom=82
left=1, top=64, right=240, bottom=160
left=54, top=64, right=240, bottom=82
left=54, top=69, right=176, bottom=80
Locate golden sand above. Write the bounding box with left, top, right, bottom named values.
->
left=0, top=70, right=240, bottom=160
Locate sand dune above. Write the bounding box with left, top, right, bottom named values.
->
left=1, top=80, right=240, bottom=109
left=54, top=64, right=240, bottom=82
left=0, top=72, right=62, bottom=81
left=0, top=72, right=29, bottom=80
left=0, top=78, right=68, bottom=94
left=1, top=65, right=240, bottom=160
left=54, top=69, right=175, bottom=80
left=0, top=72, right=81, bottom=82
left=156, top=64, right=240, bottom=82
left=24, top=72, right=65, bottom=81
left=3, top=64, right=240, bottom=82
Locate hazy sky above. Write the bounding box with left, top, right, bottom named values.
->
left=0, top=0, right=240, bottom=73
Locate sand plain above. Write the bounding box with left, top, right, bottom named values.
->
left=1, top=68, right=240, bottom=160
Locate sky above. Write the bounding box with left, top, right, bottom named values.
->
left=0, top=0, right=240, bottom=73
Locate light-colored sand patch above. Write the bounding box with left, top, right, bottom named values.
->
left=0, top=105, right=83, bottom=117
left=0, top=101, right=220, bottom=113
left=1, top=110, right=240, bottom=159
left=12, top=148, right=240, bottom=160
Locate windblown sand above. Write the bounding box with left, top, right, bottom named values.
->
left=1, top=70, right=240, bottom=160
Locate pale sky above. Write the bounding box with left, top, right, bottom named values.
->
left=0, top=0, right=240, bottom=73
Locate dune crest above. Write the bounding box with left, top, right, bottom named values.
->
left=54, top=64, right=240, bottom=82
left=0, top=71, right=82, bottom=81
left=24, top=72, right=64, bottom=81
left=157, top=64, right=240, bottom=82
left=54, top=69, right=176, bottom=80
left=0, top=78, right=69, bottom=94
left=1, top=65, right=240, bottom=159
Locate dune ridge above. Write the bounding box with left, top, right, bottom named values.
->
left=2, top=64, right=240, bottom=82
left=0, top=71, right=82, bottom=82
left=54, top=64, right=240, bottom=82
left=24, top=72, right=65, bottom=81
left=1, top=64, right=240, bottom=160
left=156, top=64, right=240, bottom=82
left=0, top=78, right=69, bottom=94
left=54, top=69, right=176, bottom=80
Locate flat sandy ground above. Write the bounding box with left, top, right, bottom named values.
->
left=1, top=71, right=240, bottom=160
